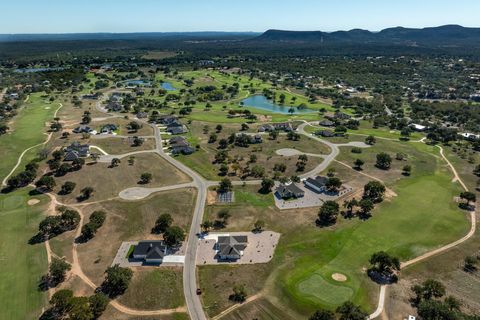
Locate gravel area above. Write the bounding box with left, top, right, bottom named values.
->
left=196, top=231, right=280, bottom=265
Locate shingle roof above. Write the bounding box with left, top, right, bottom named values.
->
left=217, top=236, right=248, bottom=257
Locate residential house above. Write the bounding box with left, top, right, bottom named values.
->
left=107, top=101, right=123, bottom=112
left=217, top=235, right=248, bottom=260
left=158, top=115, right=179, bottom=126
left=64, top=141, right=90, bottom=161
left=72, top=125, right=94, bottom=134
left=132, top=241, right=167, bottom=264
left=136, top=111, right=148, bottom=119
left=304, top=176, right=329, bottom=193
left=100, top=124, right=118, bottom=134
left=332, top=111, right=351, bottom=121
left=276, top=183, right=305, bottom=199
left=166, top=123, right=188, bottom=135
left=410, top=123, right=427, bottom=131
left=318, top=119, right=335, bottom=127
left=273, top=122, right=294, bottom=132
left=257, top=124, right=275, bottom=132
left=170, top=136, right=195, bottom=155
left=82, top=93, right=101, bottom=100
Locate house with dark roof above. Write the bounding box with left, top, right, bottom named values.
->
left=333, top=111, right=351, bottom=120
left=276, top=183, right=305, bottom=199
left=166, top=123, right=188, bottom=135
left=107, top=101, right=123, bottom=112
left=72, top=125, right=94, bottom=134
left=304, top=176, right=329, bottom=193
left=158, top=115, right=179, bottom=126
left=136, top=111, right=148, bottom=119
left=100, top=124, right=118, bottom=134
left=257, top=124, right=275, bottom=132
left=169, top=136, right=195, bottom=155
left=273, top=122, right=294, bottom=132
left=217, top=235, right=248, bottom=260
left=319, top=119, right=335, bottom=127
left=64, top=141, right=90, bottom=161
left=132, top=241, right=167, bottom=264
left=82, top=93, right=101, bottom=100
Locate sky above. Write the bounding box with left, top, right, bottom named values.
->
left=2, top=0, right=480, bottom=34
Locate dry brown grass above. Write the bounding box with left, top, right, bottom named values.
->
left=76, top=188, right=197, bottom=285
left=53, top=153, right=191, bottom=204
left=90, top=137, right=156, bottom=154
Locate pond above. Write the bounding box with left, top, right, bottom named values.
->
left=161, top=82, right=176, bottom=91
left=241, top=95, right=315, bottom=114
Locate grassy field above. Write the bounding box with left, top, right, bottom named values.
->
left=0, top=93, right=59, bottom=319
left=0, top=189, right=49, bottom=320
left=75, top=189, right=197, bottom=284
left=176, top=121, right=329, bottom=181
left=90, top=136, right=156, bottom=154
left=0, top=93, right=57, bottom=178
left=100, top=306, right=189, bottom=320
left=53, top=152, right=191, bottom=204
left=199, top=139, right=470, bottom=318
left=118, top=268, right=185, bottom=310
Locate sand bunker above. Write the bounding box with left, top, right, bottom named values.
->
left=332, top=273, right=347, bottom=282
left=27, top=199, right=40, bottom=206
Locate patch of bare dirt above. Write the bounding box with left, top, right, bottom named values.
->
left=332, top=273, right=347, bottom=282
left=28, top=199, right=40, bottom=206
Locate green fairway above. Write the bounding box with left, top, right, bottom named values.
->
left=0, top=189, right=49, bottom=320
left=0, top=93, right=58, bottom=178
left=0, top=93, right=56, bottom=319
left=281, top=170, right=469, bottom=312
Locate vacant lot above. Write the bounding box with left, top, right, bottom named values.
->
left=76, top=188, right=196, bottom=284
left=118, top=267, right=185, bottom=310
left=176, top=121, right=329, bottom=180
left=53, top=152, right=191, bottom=203
left=90, top=136, right=156, bottom=154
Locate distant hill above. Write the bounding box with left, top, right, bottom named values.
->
left=0, top=32, right=260, bottom=42
left=253, top=25, right=480, bottom=47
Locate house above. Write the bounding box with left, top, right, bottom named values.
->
left=169, top=136, right=195, bottom=155
left=460, top=132, right=480, bottom=140
left=132, top=241, right=167, bottom=264
left=107, top=101, right=123, bottom=112
left=315, top=130, right=336, bottom=137
left=252, top=134, right=263, bottom=144
left=158, top=115, right=179, bottom=126
left=100, top=124, right=118, bottom=134
left=171, top=144, right=195, bottom=155
left=304, top=176, right=329, bottom=193
left=217, top=235, right=248, bottom=260
left=136, top=111, right=148, bottom=119
left=273, top=122, right=294, bottom=132
left=332, top=111, right=351, bottom=120
left=82, top=93, right=101, bottom=100
left=276, top=183, right=305, bottom=199
left=72, top=125, right=94, bottom=134
left=410, top=123, right=427, bottom=131
left=166, top=123, right=188, bottom=135
left=64, top=142, right=90, bottom=161
left=318, top=119, right=335, bottom=127
left=257, top=124, right=275, bottom=132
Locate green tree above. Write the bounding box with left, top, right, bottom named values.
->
left=102, top=265, right=133, bottom=297
left=359, top=198, right=374, bottom=215
left=229, top=284, right=247, bottom=302
left=309, top=309, right=335, bottom=320
left=317, top=201, right=340, bottom=226
left=163, top=226, right=185, bottom=246
left=260, top=178, right=275, bottom=193
left=88, top=293, right=109, bottom=318
left=402, top=164, right=412, bottom=176
left=153, top=213, right=173, bottom=234
left=49, top=257, right=71, bottom=285
left=354, top=158, right=365, bottom=170
left=336, top=301, right=368, bottom=320
left=459, top=191, right=476, bottom=207
left=110, top=158, right=121, bottom=167
left=35, top=175, right=56, bottom=191
left=218, top=178, right=233, bottom=193
left=376, top=152, right=392, bottom=170
left=140, top=172, right=153, bottom=184
left=326, top=177, right=342, bottom=192
left=368, top=251, right=400, bottom=281
left=60, top=181, right=76, bottom=195
left=363, top=181, right=386, bottom=203
left=365, top=135, right=376, bottom=145
left=253, top=220, right=265, bottom=232
left=80, top=187, right=94, bottom=200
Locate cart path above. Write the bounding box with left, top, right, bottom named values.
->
left=369, top=145, right=476, bottom=319
left=2, top=102, right=63, bottom=187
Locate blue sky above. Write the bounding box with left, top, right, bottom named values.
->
left=2, top=0, right=480, bottom=33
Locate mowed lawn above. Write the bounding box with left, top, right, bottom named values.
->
left=200, top=143, right=470, bottom=318
left=0, top=189, right=49, bottom=320
left=0, top=93, right=57, bottom=178
left=0, top=93, right=57, bottom=319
